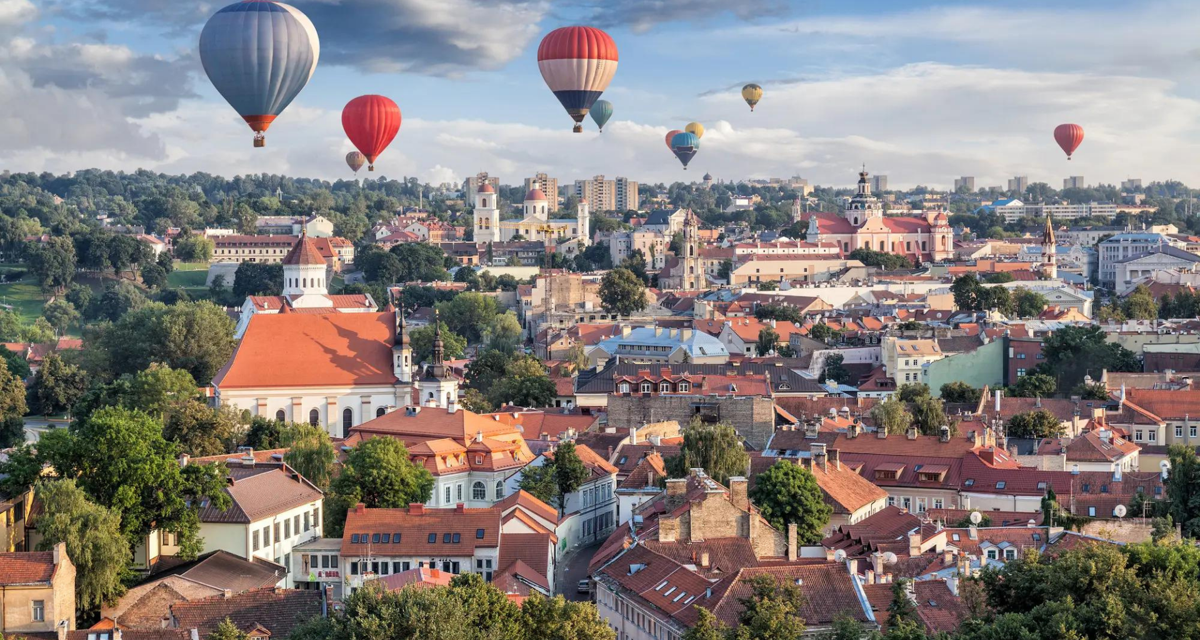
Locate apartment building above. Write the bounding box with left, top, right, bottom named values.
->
left=525, top=173, right=559, bottom=212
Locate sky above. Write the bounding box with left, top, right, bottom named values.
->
left=2, top=0, right=1200, bottom=190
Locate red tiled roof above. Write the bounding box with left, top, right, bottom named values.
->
left=168, top=588, right=321, bottom=638
left=377, top=566, right=454, bottom=590
left=0, top=551, right=55, bottom=585
left=342, top=504, right=501, bottom=557
left=196, top=464, right=322, bottom=524
left=497, top=533, right=553, bottom=591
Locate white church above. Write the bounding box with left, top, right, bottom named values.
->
left=473, top=184, right=591, bottom=249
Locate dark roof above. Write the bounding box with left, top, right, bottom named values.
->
left=935, top=335, right=984, bottom=354
left=169, top=588, right=321, bottom=637
left=576, top=360, right=825, bottom=395
left=197, top=462, right=323, bottom=524
left=155, top=550, right=285, bottom=593
left=0, top=551, right=55, bottom=585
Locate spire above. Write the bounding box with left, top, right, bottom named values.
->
left=1043, top=215, right=1056, bottom=245
left=432, top=308, right=444, bottom=365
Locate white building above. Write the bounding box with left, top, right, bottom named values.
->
left=474, top=185, right=590, bottom=248
left=1112, top=245, right=1200, bottom=289
left=507, top=444, right=618, bottom=551
left=1098, top=232, right=1180, bottom=287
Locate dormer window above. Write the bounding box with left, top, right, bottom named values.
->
left=619, top=383, right=630, bottom=394
left=679, top=382, right=690, bottom=392
left=641, top=382, right=652, bottom=393
left=659, top=382, right=671, bottom=393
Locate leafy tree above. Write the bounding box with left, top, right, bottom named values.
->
left=163, top=402, right=242, bottom=457
left=749, top=461, right=832, bottom=544
left=1070, top=381, right=1109, bottom=401
left=599, top=267, right=647, bottom=316
left=409, top=322, right=466, bottom=364
left=871, top=396, right=914, bottom=435
left=664, top=418, right=749, bottom=485
left=390, top=242, right=450, bottom=282
left=1011, top=287, right=1049, bottom=318
left=435, top=292, right=501, bottom=342
left=72, top=364, right=198, bottom=422
left=951, top=274, right=983, bottom=311
left=1039, top=325, right=1140, bottom=389
left=65, top=283, right=93, bottom=312
left=887, top=579, right=918, bottom=628
left=717, top=259, right=734, bottom=282
left=682, top=607, right=728, bottom=640
left=88, top=301, right=236, bottom=383
left=755, top=327, right=779, bottom=357
left=940, top=381, right=981, bottom=405
left=326, top=436, right=433, bottom=536
left=911, top=394, right=955, bottom=436
left=1165, top=444, right=1200, bottom=536
left=520, top=594, right=615, bottom=640
left=808, top=322, right=836, bottom=344
left=86, top=280, right=149, bottom=322
left=283, top=424, right=337, bottom=491
left=0, top=415, right=24, bottom=449
left=1011, top=373, right=1056, bottom=398
left=23, top=317, right=56, bottom=344
left=848, top=248, right=913, bottom=270
left=140, top=263, right=168, bottom=289
left=0, top=310, right=22, bottom=342
left=517, top=461, right=558, bottom=506
left=821, top=353, right=853, bottom=385
left=731, top=574, right=807, bottom=640
left=28, top=236, right=77, bottom=292
left=232, top=262, right=284, bottom=299
left=1005, top=410, right=1065, bottom=439
left=207, top=617, right=249, bottom=640
left=459, top=388, right=493, bottom=413
left=551, top=442, right=590, bottom=514
left=482, top=311, right=523, bottom=353
left=896, top=383, right=931, bottom=403
left=465, top=349, right=513, bottom=392
left=1122, top=284, right=1159, bottom=321
left=29, top=353, right=85, bottom=416
left=34, top=479, right=131, bottom=610
left=36, top=407, right=231, bottom=555
left=489, top=355, right=556, bottom=408
left=42, top=299, right=79, bottom=335
left=757, top=281, right=779, bottom=292
left=754, top=304, right=803, bottom=323
left=0, top=345, right=30, bottom=380
left=173, top=234, right=214, bottom=262
left=984, top=272, right=1015, bottom=284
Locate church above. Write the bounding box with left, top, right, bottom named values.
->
left=801, top=170, right=954, bottom=263
left=473, top=184, right=590, bottom=248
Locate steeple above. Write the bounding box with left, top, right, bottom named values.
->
left=391, top=290, right=412, bottom=384
left=418, top=308, right=458, bottom=410
left=1042, top=215, right=1058, bottom=279
left=431, top=309, right=444, bottom=365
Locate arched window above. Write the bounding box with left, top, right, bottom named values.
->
left=472, top=482, right=486, bottom=501
left=483, top=198, right=488, bottom=208
left=495, top=481, right=505, bottom=499
left=342, top=408, right=353, bottom=436
left=446, top=392, right=452, bottom=406
left=275, top=409, right=285, bottom=422
left=308, top=408, right=319, bottom=426
left=376, top=407, right=387, bottom=417
left=302, top=278, right=307, bottom=288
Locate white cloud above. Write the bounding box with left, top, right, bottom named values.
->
left=0, top=0, right=35, bottom=26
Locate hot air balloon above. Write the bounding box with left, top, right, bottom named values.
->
left=346, top=151, right=366, bottom=174
left=538, top=26, right=618, bottom=133
left=665, top=129, right=683, bottom=151
left=671, top=131, right=699, bottom=170
left=342, top=95, right=402, bottom=171
left=685, top=122, right=705, bottom=139
left=1054, top=124, right=1085, bottom=160
left=742, top=83, right=762, bottom=111
left=199, top=0, right=320, bottom=148
left=591, top=100, right=613, bottom=132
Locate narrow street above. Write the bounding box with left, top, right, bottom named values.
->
left=558, top=541, right=604, bottom=601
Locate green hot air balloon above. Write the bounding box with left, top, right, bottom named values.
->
left=590, top=99, right=613, bottom=132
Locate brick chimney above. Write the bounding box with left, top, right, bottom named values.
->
left=355, top=503, right=366, bottom=514
left=787, top=523, right=798, bottom=562
left=456, top=503, right=465, bottom=514
left=729, top=476, right=749, bottom=511
left=665, top=478, right=687, bottom=510
left=908, top=531, right=922, bottom=556
left=408, top=503, right=424, bottom=515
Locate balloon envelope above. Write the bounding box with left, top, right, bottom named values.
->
left=590, top=99, right=613, bottom=131
left=342, top=95, right=402, bottom=171
left=665, top=129, right=683, bottom=150
left=346, top=151, right=366, bottom=174
left=671, top=131, right=700, bottom=169
left=685, top=122, right=705, bottom=139
left=1054, top=124, right=1084, bottom=159
left=199, top=0, right=320, bottom=147
left=742, top=83, right=762, bottom=111
left=538, top=26, right=618, bottom=132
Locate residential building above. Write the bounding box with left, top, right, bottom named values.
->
left=524, top=173, right=559, bottom=212
left=615, top=177, right=639, bottom=211
left=752, top=446, right=889, bottom=532
left=1121, top=179, right=1143, bottom=190
left=575, top=361, right=826, bottom=413
left=256, top=214, right=335, bottom=237
left=641, top=209, right=688, bottom=235
left=165, top=588, right=322, bottom=639
left=210, top=234, right=353, bottom=268
left=1005, top=337, right=1044, bottom=383
left=882, top=337, right=945, bottom=385
left=607, top=229, right=669, bottom=270
left=870, top=174, right=887, bottom=192
left=590, top=326, right=730, bottom=367
left=1007, top=176, right=1029, bottom=193
left=507, top=444, right=618, bottom=550
left=984, top=200, right=1119, bottom=224
left=718, top=317, right=803, bottom=357
left=615, top=452, right=668, bottom=526
left=1099, top=233, right=1178, bottom=286
left=1063, top=176, right=1086, bottom=189
left=464, top=172, right=500, bottom=204
left=953, top=176, right=975, bottom=192
left=0, top=544, right=75, bottom=635
left=574, top=175, right=618, bottom=211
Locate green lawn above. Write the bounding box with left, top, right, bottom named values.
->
left=167, top=268, right=209, bottom=289
left=0, top=273, right=49, bottom=323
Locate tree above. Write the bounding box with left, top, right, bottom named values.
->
left=207, top=617, right=249, bottom=640
left=489, top=356, right=556, bottom=408
left=682, top=607, right=728, bottom=640
left=599, top=267, right=647, bottom=316
left=1011, top=373, right=1056, bottom=398
left=140, top=262, right=168, bottom=289
left=482, top=311, right=523, bottom=353
left=756, top=327, right=779, bottom=357
left=731, top=574, right=807, bottom=640
left=0, top=344, right=30, bottom=380
left=809, top=322, right=836, bottom=344
left=1008, top=408, right=1065, bottom=439
left=1165, top=444, right=1200, bottom=536
left=887, top=579, right=918, bottom=628
left=911, top=395, right=954, bottom=436
left=717, top=259, right=734, bottom=282
left=86, top=280, right=149, bottom=322
left=749, top=461, right=832, bottom=544
left=459, top=388, right=493, bottom=413
left=173, top=234, right=214, bottom=262
left=550, top=442, right=590, bottom=516
left=327, top=437, right=433, bottom=536
left=89, top=301, right=236, bottom=383
left=1040, top=325, right=1140, bottom=389
left=0, top=310, right=23, bottom=342
left=163, top=402, right=242, bottom=457
left=42, top=299, right=79, bottom=335
left=754, top=304, right=803, bottom=323
left=29, top=353, right=85, bottom=416
left=1123, top=284, right=1159, bottom=321
left=36, top=407, right=231, bottom=555
left=952, top=274, right=983, bottom=311
left=284, top=424, right=337, bottom=491
left=848, top=248, right=913, bottom=270
left=896, top=383, right=931, bottom=403
left=518, top=462, right=559, bottom=506
left=520, top=594, right=615, bottom=640
left=72, top=364, right=198, bottom=422
left=821, top=353, right=853, bottom=385
left=465, top=349, right=513, bottom=392
left=409, top=322, right=466, bottom=364
left=28, top=236, right=77, bottom=292
left=390, top=243, right=450, bottom=282
left=1011, top=287, right=1049, bottom=318
left=940, top=381, right=981, bottom=405
left=664, top=418, right=749, bottom=485
left=871, top=396, right=913, bottom=435
left=232, top=262, right=283, bottom=299
left=34, top=479, right=131, bottom=610
left=984, top=272, right=1015, bottom=284
left=434, top=293, right=502, bottom=343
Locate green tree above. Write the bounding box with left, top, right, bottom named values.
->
left=163, top=401, right=242, bottom=457
left=1005, top=410, right=1065, bottom=439
left=207, top=617, right=249, bottom=640
left=1122, top=284, right=1159, bottom=320
left=409, top=322, right=466, bottom=364
left=984, top=272, right=1015, bottom=284
left=284, top=424, right=337, bottom=491
left=911, top=395, right=954, bottom=436
left=482, top=311, right=523, bottom=353
left=1011, top=373, right=1056, bottom=398
left=717, top=259, right=734, bottom=282
left=0, top=345, right=30, bottom=380
left=89, top=301, right=237, bottom=383
left=1011, top=287, right=1049, bottom=318
left=664, top=418, right=749, bottom=485
left=951, top=274, right=983, bottom=311
left=390, top=242, right=450, bottom=282
left=756, top=327, right=779, bottom=357
left=896, top=383, right=931, bottom=403
left=29, top=353, right=85, bottom=416
left=42, top=299, right=79, bottom=335
left=599, top=267, right=647, bottom=316
left=749, top=461, right=832, bottom=544
left=326, top=437, right=433, bottom=536
left=459, top=388, right=493, bottom=413
left=86, top=280, right=149, bottom=322
left=550, top=442, right=590, bottom=516
left=1070, top=381, right=1109, bottom=401
left=517, top=461, right=558, bottom=506
left=822, top=353, right=853, bottom=385
left=1165, top=444, right=1200, bottom=536
left=173, top=234, right=214, bottom=262
left=465, top=349, right=513, bottom=392
left=489, top=355, right=556, bottom=408
left=140, top=263, right=168, bottom=290
left=232, top=262, right=283, bottom=299
left=1040, top=325, right=1140, bottom=389
left=731, top=574, right=807, bottom=640
left=36, top=407, right=231, bottom=555
left=871, top=396, right=914, bottom=435
left=887, top=579, right=918, bottom=628
left=520, top=594, right=615, bottom=640
left=940, top=381, right=982, bottom=405
left=34, top=479, right=131, bottom=610
left=435, top=292, right=501, bottom=343
left=28, top=236, right=77, bottom=292
left=682, top=607, right=728, bottom=640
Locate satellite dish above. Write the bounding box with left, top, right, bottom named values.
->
left=969, top=511, right=983, bottom=525
left=833, top=549, right=847, bottom=562
left=882, top=552, right=898, bottom=565
left=1114, top=505, right=1127, bottom=518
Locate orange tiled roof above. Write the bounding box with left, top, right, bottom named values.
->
left=0, top=551, right=55, bottom=585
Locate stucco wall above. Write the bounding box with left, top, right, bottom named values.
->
left=923, top=339, right=1005, bottom=397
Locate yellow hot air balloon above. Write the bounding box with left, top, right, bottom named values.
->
left=742, top=83, right=763, bottom=111
left=685, top=122, right=704, bottom=139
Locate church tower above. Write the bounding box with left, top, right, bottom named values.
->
left=281, top=231, right=331, bottom=308
left=791, top=197, right=804, bottom=224
left=419, top=310, right=459, bottom=410
left=682, top=211, right=707, bottom=290
left=844, top=168, right=884, bottom=227
left=523, top=188, right=549, bottom=222
left=576, top=199, right=591, bottom=246
left=392, top=300, right=413, bottom=385
left=473, top=183, right=499, bottom=244
left=1042, top=215, right=1058, bottom=279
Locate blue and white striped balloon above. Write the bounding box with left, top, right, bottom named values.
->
left=199, top=0, right=320, bottom=147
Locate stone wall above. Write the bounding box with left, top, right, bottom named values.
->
left=608, top=395, right=777, bottom=450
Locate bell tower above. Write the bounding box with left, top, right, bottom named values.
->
left=474, top=183, right=499, bottom=244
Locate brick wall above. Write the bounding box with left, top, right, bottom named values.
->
left=608, top=395, right=777, bottom=450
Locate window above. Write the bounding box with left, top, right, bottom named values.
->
left=32, top=599, right=44, bottom=622
left=253, top=530, right=260, bottom=551
left=472, top=482, right=486, bottom=501
left=933, top=498, right=944, bottom=509
left=476, top=528, right=485, bottom=539
left=1135, top=430, right=1143, bottom=442
left=986, top=549, right=997, bottom=560
left=294, top=515, right=300, bottom=535
left=428, top=533, right=437, bottom=543
left=371, top=533, right=380, bottom=544
left=304, top=512, right=310, bottom=532
left=619, top=383, right=630, bottom=393
left=274, top=522, right=281, bottom=542
left=275, top=409, right=286, bottom=422
left=1192, top=425, right=1198, bottom=438
left=350, top=533, right=360, bottom=544
left=1150, top=431, right=1157, bottom=443
left=1177, top=426, right=1184, bottom=439
left=309, top=408, right=320, bottom=426
left=887, top=496, right=896, bottom=506
left=1088, top=506, right=1097, bottom=517
left=444, top=486, right=452, bottom=504
left=284, top=520, right=291, bottom=539
left=263, top=525, right=270, bottom=546
left=452, top=533, right=461, bottom=543
left=393, top=532, right=401, bottom=542
left=343, top=408, right=354, bottom=435
left=641, top=382, right=652, bottom=393
left=443, top=533, right=452, bottom=543
left=456, top=484, right=463, bottom=501
left=495, top=481, right=505, bottom=499
left=679, top=382, right=690, bottom=392
left=1017, top=368, right=1026, bottom=377
left=1004, top=549, right=1017, bottom=560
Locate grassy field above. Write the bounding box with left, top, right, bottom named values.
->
left=167, top=268, right=209, bottom=289
left=0, top=272, right=49, bottom=323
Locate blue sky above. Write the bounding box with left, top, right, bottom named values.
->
left=3, top=0, right=1199, bottom=189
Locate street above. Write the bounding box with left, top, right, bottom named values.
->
left=558, top=541, right=604, bottom=601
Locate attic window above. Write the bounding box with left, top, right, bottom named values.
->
left=371, top=533, right=380, bottom=543
left=964, top=479, right=975, bottom=487
left=380, top=533, right=390, bottom=544
left=618, top=456, right=628, bottom=465
left=428, top=533, right=437, bottom=543
left=452, top=533, right=461, bottom=543
left=952, top=533, right=960, bottom=541
left=476, top=528, right=485, bottom=539
left=443, top=533, right=452, bottom=543
left=393, top=533, right=401, bottom=542
left=1082, top=483, right=1091, bottom=493
left=350, top=534, right=361, bottom=543
left=995, top=481, right=1006, bottom=490
left=1100, top=485, right=1109, bottom=494
left=1037, top=482, right=1047, bottom=490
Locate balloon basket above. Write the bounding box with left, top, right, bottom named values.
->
left=369, top=165, right=375, bottom=172
left=573, top=124, right=583, bottom=133
left=253, top=138, right=264, bottom=148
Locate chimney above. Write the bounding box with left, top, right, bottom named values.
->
left=943, top=548, right=954, bottom=566
left=630, top=426, right=639, bottom=445
left=865, top=569, right=876, bottom=585
left=355, top=503, right=366, bottom=514
left=829, top=448, right=841, bottom=470
left=940, top=425, right=951, bottom=443
left=787, top=523, right=798, bottom=562
left=666, top=478, right=687, bottom=497
left=682, top=328, right=693, bottom=341
left=408, top=502, right=425, bottom=515
left=811, top=443, right=828, bottom=472
left=805, top=420, right=819, bottom=439
left=847, top=421, right=860, bottom=438
left=448, top=397, right=458, bottom=413
left=906, top=426, right=919, bottom=440
left=908, top=531, right=922, bottom=556
left=179, top=453, right=190, bottom=467
left=994, top=388, right=1001, bottom=413
left=700, top=552, right=710, bottom=568
left=622, top=325, right=631, bottom=339
left=729, top=476, right=749, bottom=511
left=877, top=425, right=888, bottom=439
left=456, top=503, right=465, bottom=513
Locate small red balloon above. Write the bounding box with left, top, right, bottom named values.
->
left=342, top=95, right=402, bottom=171
left=1054, top=124, right=1084, bottom=160
left=665, top=129, right=683, bottom=151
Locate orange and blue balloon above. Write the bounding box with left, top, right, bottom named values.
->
left=671, top=131, right=700, bottom=170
